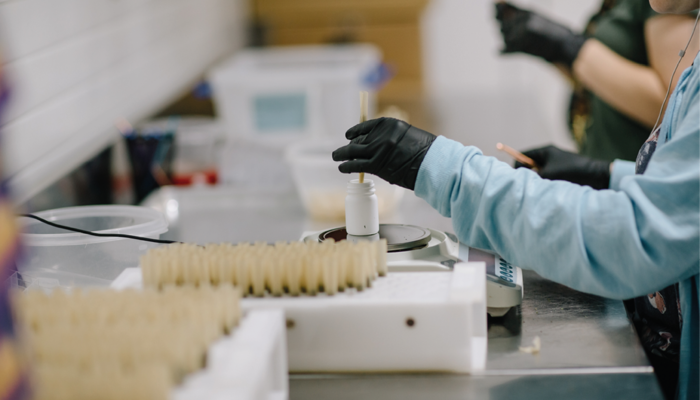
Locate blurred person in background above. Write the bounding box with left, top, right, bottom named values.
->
left=495, top=0, right=698, bottom=162
left=494, top=1, right=699, bottom=397
left=0, top=62, right=29, bottom=399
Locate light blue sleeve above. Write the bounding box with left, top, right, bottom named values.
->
left=415, top=120, right=699, bottom=299
left=609, top=160, right=635, bottom=190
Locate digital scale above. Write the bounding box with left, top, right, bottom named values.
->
left=302, top=224, right=523, bottom=317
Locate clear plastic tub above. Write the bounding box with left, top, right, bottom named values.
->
left=209, top=44, right=382, bottom=146
left=285, top=140, right=405, bottom=221
left=172, top=117, right=223, bottom=186
left=17, top=205, right=168, bottom=287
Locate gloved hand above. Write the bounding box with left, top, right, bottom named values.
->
left=515, top=145, right=611, bottom=189
left=332, top=118, right=437, bottom=190
left=495, top=2, right=587, bottom=67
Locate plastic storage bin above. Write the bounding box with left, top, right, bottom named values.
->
left=285, top=140, right=405, bottom=221
left=209, top=44, right=382, bottom=146
left=17, top=205, right=168, bottom=287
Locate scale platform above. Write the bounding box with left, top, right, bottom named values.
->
left=302, top=224, right=523, bottom=317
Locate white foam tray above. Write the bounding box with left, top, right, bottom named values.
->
left=114, top=262, right=487, bottom=374
left=111, top=276, right=288, bottom=400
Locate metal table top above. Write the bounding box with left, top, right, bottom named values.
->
left=143, top=185, right=661, bottom=399
left=289, top=373, right=661, bottom=400
left=487, top=269, right=649, bottom=371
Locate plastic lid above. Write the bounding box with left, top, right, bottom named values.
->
left=19, top=205, right=168, bottom=246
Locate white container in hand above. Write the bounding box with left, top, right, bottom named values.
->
left=345, top=179, right=379, bottom=236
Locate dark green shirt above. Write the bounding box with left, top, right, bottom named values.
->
left=575, top=0, right=657, bottom=162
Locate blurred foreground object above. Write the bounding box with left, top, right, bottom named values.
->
left=0, top=66, right=31, bottom=400
left=12, top=286, right=241, bottom=400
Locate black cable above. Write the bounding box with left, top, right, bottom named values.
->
left=19, top=214, right=179, bottom=244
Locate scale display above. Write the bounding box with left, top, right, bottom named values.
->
left=467, top=247, right=517, bottom=284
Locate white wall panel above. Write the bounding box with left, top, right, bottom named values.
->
left=3, top=0, right=186, bottom=123
left=0, top=0, right=159, bottom=63
left=0, top=0, right=246, bottom=203
left=422, top=0, right=599, bottom=160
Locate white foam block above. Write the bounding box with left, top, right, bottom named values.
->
left=172, top=309, right=288, bottom=400
left=111, top=272, right=288, bottom=400
left=114, top=262, right=487, bottom=374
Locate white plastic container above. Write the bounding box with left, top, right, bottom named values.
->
left=209, top=44, right=382, bottom=146
left=345, top=179, right=379, bottom=236
left=285, top=140, right=405, bottom=221
left=17, top=205, right=168, bottom=287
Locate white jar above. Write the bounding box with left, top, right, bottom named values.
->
left=345, top=179, right=379, bottom=236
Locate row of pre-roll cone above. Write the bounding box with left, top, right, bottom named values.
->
left=141, top=239, right=388, bottom=296
left=13, top=285, right=242, bottom=400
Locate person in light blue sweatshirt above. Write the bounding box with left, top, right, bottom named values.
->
left=332, top=1, right=699, bottom=398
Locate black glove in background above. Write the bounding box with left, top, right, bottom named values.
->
left=515, top=145, right=611, bottom=189
left=495, top=2, right=587, bottom=67
left=332, top=118, right=437, bottom=190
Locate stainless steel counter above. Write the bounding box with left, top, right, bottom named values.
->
left=144, top=185, right=663, bottom=399
left=487, top=269, right=649, bottom=371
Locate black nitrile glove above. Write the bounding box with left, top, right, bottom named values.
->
left=332, top=118, right=437, bottom=190
left=495, top=2, right=587, bottom=67
left=515, top=145, right=611, bottom=189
